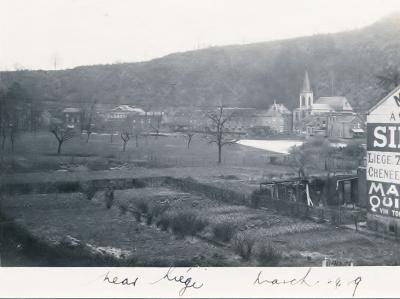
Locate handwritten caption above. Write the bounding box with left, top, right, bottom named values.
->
left=101, top=267, right=362, bottom=297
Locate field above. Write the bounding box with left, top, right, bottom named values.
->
left=2, top=181, right=400, bottom=267
left=1, top=131, right=398, bottom=267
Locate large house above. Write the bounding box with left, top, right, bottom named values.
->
left=164, top=103, right=292, bottom=136
left=105, top=105, right=147, bottom=120
left=222, top=105, right=291, bottom=135
left=293, top=71, right=363, bottom=138
left=62, top=107, right=82, bottom=129
left=263, top=101, right=292, bottom=133
left=103, top=105, right=164, bottom=132
left=327, top=114, right=365, bottom=139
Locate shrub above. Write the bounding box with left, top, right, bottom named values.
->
left=119, top=203, right=128, bottom=215
left=256, top=242, right=282, bottom=266
left=150, top=203, right=169, bottom=217
left=213, top=222, right=236, bottom=242
left=132, top=210, right=141, bottom=222
left=80, top=182, right=98, bottom=200
left=250, top=193, right=263, bottom=208
left=146, top=214, right=153, bottom=225
left=170, top=211, right=208, bottom=237
left=156, top=214, right=171, bottom=231
left=134, top=200, right=149, bottom=214
left=232, top=233, right=255, bottom=261
left=57, top=182, right=80, bottom=193
left=132, top=179, right=146, bottom=188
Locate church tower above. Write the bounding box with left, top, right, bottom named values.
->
left=299, top=71, right=313, bottom=108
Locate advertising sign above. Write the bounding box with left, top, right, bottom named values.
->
left=367, top=86, right=400, bottom=218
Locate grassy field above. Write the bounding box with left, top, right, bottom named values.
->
left=1, top=131, right=286, bottom=172
left=2, top=130, right=392, bottom=267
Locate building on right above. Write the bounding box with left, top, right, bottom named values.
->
left=327, top=114, right=365, bottom=139
left=365, top=84, right=400, bottom=235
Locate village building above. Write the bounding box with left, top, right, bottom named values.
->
left=293, top=71, right=361, bottom=138
left=222, top=106, right=291, bottom=135
left=163, top=107, right=206, bottom=131
left=327, top=114, right=365, bottom=139
left=164, top=103, right=292, bottom=136
left=102, top=104, right=164, bottom=132
left=105, top=105, right=147, bottom=120
left=262, top=100, right=292, bottom=134
left=62, top=107, right=82, bottom=129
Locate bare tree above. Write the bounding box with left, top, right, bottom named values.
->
left=49, top=121, right=76, bottom=154
left=173, top=109, right=199, bottom=149
left=120, top=130, right=130, bottom=152
left=205, top=106, right=237, bottom=164
left=183, top=130, right=196, bottom=149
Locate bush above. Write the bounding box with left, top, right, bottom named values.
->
left=250, top=193, right=263, bottom=208
left=213, top=222, right=236, bottom=242
left=134, top=200, right=149, bottom=214
left=132, top=179, right=146, bottom=188
left=146, top=214, right=153, bottom=225
left=256, top=242, right=282, bottom=266
left=80, top=182, right=98, bottom=200
left=150, top=203, right=169, bottom=218
left=232, top=233, right=255, bottom=261
left=119, top=203, right=128, bottom=215
left=57, top=182, right=80, bottom=193
left=156, top=214, right=171, bottom=231
left=170, top=211, right=208, bottom=237
left=132, top=210, right=141, bottom=222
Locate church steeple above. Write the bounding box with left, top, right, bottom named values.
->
left=299, top=70, right=313, bottom=108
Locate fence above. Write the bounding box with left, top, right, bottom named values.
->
left=251, top=189, right=365, bottom=226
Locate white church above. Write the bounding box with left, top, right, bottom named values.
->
left=293, top=71, right=354, bottom=133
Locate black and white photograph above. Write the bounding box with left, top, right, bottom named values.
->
left=1, top=0, right=400, bottom=273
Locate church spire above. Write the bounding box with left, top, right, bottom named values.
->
left=302, top=70, right=311, bottom=93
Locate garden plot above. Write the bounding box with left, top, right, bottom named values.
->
left=0, top=192, right=239, bottom=266
left=3, top=181, right=400, bottom=267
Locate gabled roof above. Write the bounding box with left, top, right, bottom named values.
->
left=111, top=105, right=146, bottom=114
left=311, top=103, right=333, bottom=111
left=314, top=96, right=353, bottom=111
left=63, top=108, right=82, bottom=113
left=266, top=101, right=291, bottom=116
left=332, top=115, right=358, bottom=123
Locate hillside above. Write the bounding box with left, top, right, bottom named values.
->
left=1, top=13, right=400, bottom=112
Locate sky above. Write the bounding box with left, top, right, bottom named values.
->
left=0, top=0, right=400, bottom=71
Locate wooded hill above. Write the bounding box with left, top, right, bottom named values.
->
left=1, top=13, right=400, bottom=112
